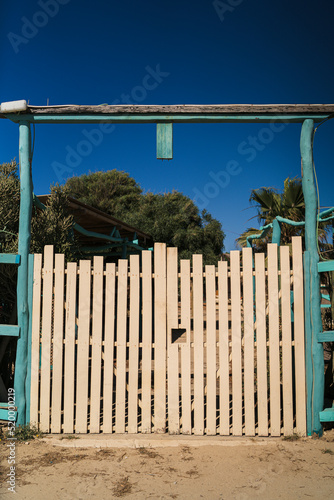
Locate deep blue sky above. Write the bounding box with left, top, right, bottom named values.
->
left=1, top=0, right=333, bottom=251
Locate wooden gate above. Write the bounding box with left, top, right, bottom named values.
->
left=29, top=237, right=306, bottom=436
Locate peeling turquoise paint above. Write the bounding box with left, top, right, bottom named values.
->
left=13, top=121, right=33, bottom=426
left=157, top=123, right=173, bottom=159
left=301, top=119, right=324, bottom=436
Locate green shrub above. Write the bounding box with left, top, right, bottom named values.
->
left=7, top=423, right=41, bottom=441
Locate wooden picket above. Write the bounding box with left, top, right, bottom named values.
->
left=76, top=259, right=91, bottom=434
left=154, top=243, right=167, bottom=433
left=30, top=238, right=307, bottom=437
left=242, top=247, right=255, bottom=436
left=167, top=247, right=180, bottom=434
left=51, top=253, right=65, bottom=433
left=90, top=256, right=103, bottom=433
left=128, top=255, right=140, bottom=433
left=292, top=236, right=307, bottom=436
left=280, top=245, right=294, bottom=435
left=39, top=245, right=53, bottom=433
left=180, top=259, right=191, bottom=434
left=193, top=254, right=204, bottom=435
left=218, top=260, right=229, bottom=435
left=141, top=250, right=152, bottom=433
left=103, top=262, right=116, bottom=433
left=230, top=251, right=242, bottom=436
left=268, top=244, right=281, bottom=436
left=255, top=252, right=269, bottom=436
left=115, top=259, right=127, bottom=433
left=206, top=264, right=216, bottom=435
left=29, top=253, right=42, bottom=428
left=63, top=262, right=77, bottom=434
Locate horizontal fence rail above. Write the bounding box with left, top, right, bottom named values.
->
left=30, top=237, right=306, bottom=436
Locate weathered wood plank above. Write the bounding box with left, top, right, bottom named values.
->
left=180, top=259, right=191, bottom=435
left=141, top=251, right=153, bottom=434
left=26, top=104, right=334, bottom=115
left=292, top=236, right=306, bottom=436
left=154, top=243, right=167, bottom=433
left=103, top=263, right=116, bottom=433
left=30, top=253, right=42, bottom=427
left=39, top=246, right=54, bottom=433
left=115, top=259, right=128, bottom=434
left=242, top=247, right=255, bottom=436
left=255, top=252, right=268, bottom=436
left=63, top=262, right=77, bottom=434
left=193, top=254, right=204, bottom=435
left=51, top=253, right=65, bottom=433
left=128, top=255, right=140, bottom=434
left=75, top=260, right=91, bottom=434
left=280, top=246, right=294, bottom=436
left=206, top=265, right=216, bottom=435
left=268, top=244, right=281, bottom=436
left=218, top=260, right=229, bottom=436
left=167, top=248, right=179, bottom=434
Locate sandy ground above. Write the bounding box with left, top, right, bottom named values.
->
left=0, top=431, right=334, bottom=500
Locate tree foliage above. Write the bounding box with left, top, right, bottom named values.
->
left=65, top=170, right=142, bottom=219
left=237, top=177, right=329, bottom=251
left=0, top=161, right=79, bottom=391
left=0, top=161, right=77, bottom=324
left=0, top=161, right=20, bottom=327
left=31, top=184, right=77, bottom=260
left=65, top=170, right=225, bottom=263
left=0, top=161, right=20, bottom=254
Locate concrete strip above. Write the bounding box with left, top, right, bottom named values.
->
left=41, top=434, right=283, bottom=449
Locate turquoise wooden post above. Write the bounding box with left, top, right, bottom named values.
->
left=300, top=118, right=324, bottom=435
left=303, top=251, right=313, bottom=434
left=14, top=121, right=33, bottom=426
left=272, top=218, right=281, bottom=245
left=25, top=254, right=35, bottom=423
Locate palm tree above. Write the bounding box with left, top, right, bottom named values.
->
left=237, top=177, right=329, bottom=251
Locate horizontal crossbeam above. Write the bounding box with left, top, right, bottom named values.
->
left=318, top=261, right=334, bottom=273
left=0, top=403, right=17, bottom=421
left=0, top=253, right=21, bottom=264
left=317, top=331, right=334, bottom=343
left=2, top=103, right=333, bottom=124
left=7, top=103, right=334, bottom=115
left=0, top=325, right=20, bottom=337
left=4, top=113, right=332, bottom=125
left=319, top=408, right=334, bottom=423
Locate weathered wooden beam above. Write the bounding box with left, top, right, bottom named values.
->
left=1, top=104, right=333, bottom=124
left=17, top=103, right=334, bottom=115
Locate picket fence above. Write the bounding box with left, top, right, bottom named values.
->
left=29, top=237, right=306, bottom=436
